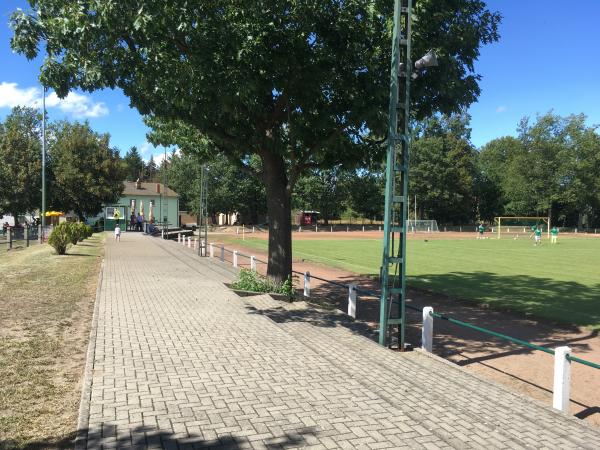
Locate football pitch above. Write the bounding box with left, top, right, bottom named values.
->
left=222, top=235, right=600, bottom=329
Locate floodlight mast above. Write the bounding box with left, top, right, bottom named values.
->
left=379, top=0, right=436, bottom=348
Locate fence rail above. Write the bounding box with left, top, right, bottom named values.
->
left=169, top=235, right=599, bottom=415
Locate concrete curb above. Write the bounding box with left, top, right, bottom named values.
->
left=74, top=258, right=104, bottom=450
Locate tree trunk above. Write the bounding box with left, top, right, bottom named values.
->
left=261, top=152, right=292, bottom=283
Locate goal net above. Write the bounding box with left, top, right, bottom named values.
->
left=493, top=216, right=550, bottom=239
left=406, top=219, right=439, bottom=233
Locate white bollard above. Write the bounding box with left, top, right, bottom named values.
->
left=422, top=307, right=434, bottom=353
left=379, top=226, right=381, bottom=232
left=346, top=226, right=349, bottom=232
left=315, top=225, right=318, bottom=232
left=233, top=251, right=238, bottom=267
left=193, top=238, right=197, bottom=250
left=347, top=284, right=357, bottom=318
left=177, top=233, right=181, bottom=243
left=303, top=271, right=311, bottom=298
left=209, top=243, right=214, bottom=258
left=362, top=225, right=365, bottom=232
left=236, top=226, right=239, bottom=235
left=459, top=226, right=462, bottom=232
left=299, top=226, right=302, bottom=232
left=250, top=256, right=257, bottom=272
left=161, top=230, right=164, bottom=239
left=188, top=237, right=191, bottom=248
left=252, top=226, right=255, bottom=233
left=575, top=228, right=578, bottom=234
left=553, top=346, right=572, bottom=413
left=331, top=226, right=333, bottom=233
left=220, top=245, right=225, bottom=262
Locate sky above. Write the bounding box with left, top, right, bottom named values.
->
left=0, top=0, right=599, bottom=158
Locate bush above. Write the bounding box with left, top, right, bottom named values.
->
left=75, top=222, right=89, bottom=242
left=231, top=269, right=295, bottom=301
left=67, top=222, right=80, bottom=245
left=48, top=223, right=72, bottom=255
left=84, top=224, right=93, bottom=238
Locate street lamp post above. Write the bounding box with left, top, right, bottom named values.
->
left=379, top=0, right=437, bottom=348
left=41, top=86, right=47, bottom=238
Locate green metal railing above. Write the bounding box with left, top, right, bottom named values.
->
left=198, top=239, right=600, bottom=372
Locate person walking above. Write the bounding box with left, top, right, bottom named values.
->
left=115, top=224, right=121, bottom=242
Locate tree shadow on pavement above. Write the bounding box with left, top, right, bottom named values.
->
left=79, top=424, right=319, bottom=449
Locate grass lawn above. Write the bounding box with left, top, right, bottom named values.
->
left=0, top=234, right=104, bottom=449
left=220, top=235, right=600, bottom=329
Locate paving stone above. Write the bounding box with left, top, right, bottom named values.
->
left=77, top=233, right=600, bottom=449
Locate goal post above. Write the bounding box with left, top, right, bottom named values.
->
left=493, top=216, right=551, bottom=239
left=406, top=219, right=439, bottom=233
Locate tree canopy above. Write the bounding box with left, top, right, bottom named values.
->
left=11, top=0, right=501, bottom=280
left=49, top=121, right=125, bottom=219
left=0, top=107, right=42, bottom=222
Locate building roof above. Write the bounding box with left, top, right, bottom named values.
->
left=122, top=181, right=179, bottom=198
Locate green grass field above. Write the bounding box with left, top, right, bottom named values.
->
left=221, top=235, right=600, bottom=329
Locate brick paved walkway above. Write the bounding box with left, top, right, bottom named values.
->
left=77, top=233, right=600, bottom=449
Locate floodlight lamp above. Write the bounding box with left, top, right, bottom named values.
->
left=414, top=50, right=438, bottom=70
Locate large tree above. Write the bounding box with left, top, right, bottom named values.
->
left=49, top=121, right=125, bottom=219
left=410, top=115, right=477, bottom=224
left=0, top=107, right=42, bottom=222
left=11, top=1, right=500, bottom=281
left=293, top=167, right=348, bottom=225
left=123, top=146, right=144, bottom=181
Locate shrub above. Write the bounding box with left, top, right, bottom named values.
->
left=67, top=222, right=80, bottom=245
left=231, top=269, right=295, bottom=301
left=48, top=223, right=72, bottom=255
left=75, top=222, right=88, bottom=242
left=85, top=224, right=93, bottom=238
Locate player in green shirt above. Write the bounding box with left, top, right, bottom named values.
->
left=477, top=223, right=485, bottom=239
left=550, top=226, right=558, bottom=244
left=531, top=226, right=542, bottom=246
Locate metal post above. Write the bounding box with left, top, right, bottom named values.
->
left=41, top=87, right=46, bottom=239
left=379, top=0, right=411, bottom=348
left=38, top=224, right=43, bottom=244
left=553, top=346, right=571, bottom=413
left=233, top=251, right=238, bottom=267
left=422, top=307, right=434, bottom=352
left=187, top=237, right=191, bottom=248
left=25, top=226, right=29, bottom=247
left=220, top=245, right=225, bottom=262
left=7, top=228, right=12, bottom=250
left=209, top=243, right=214, bottom=258
left=250, top=255, right=256, bottom=272
left=348, top=284, right=357, bottom=318
left=304, top=271, right=311, bottom=298
left=177, top=233, right=181, bottom=243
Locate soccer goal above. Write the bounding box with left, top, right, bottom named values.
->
left=493, top=216, right=550, bottom=239
left=406, top=219, right=439, bottom=233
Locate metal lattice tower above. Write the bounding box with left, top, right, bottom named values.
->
left=198, top=165, right=209, bottom=256
left=379, top=0, right=412, bottom=348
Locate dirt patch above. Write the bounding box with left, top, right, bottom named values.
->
left=213, top=234, right=600, bottom=427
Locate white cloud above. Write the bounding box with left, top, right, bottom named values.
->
left=0, top=81, right=109, bottom=119
left=0, top=82, right=40, bottom=108
left=139, top=141, right=155, bottom=157
left=496, top=105, right=507, bottom=113
left=139, top=142, right=180, bottom=163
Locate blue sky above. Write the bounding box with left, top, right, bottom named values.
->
left=1, top=0, right=599, bottom=157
